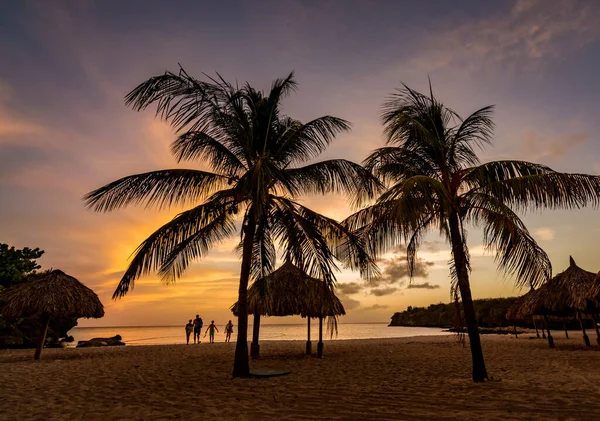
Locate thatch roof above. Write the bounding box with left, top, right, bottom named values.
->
left=231, top=261, right=345, bottom=319
left=0, top=269, right=105, bottom=320
left=505, top=288, right=535, bottom=320
left=513, top=257, right=600, bottom=319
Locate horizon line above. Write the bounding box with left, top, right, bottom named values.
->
left=74, top=321, right=391, bottom=328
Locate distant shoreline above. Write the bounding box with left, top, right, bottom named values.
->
left=74, top=321, right=391, bottom=329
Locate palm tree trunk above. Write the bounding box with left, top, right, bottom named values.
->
left=34, top=314, right=50, bottom=361
left=251, top=313, right=261, bottom=359
left=232, top=216, right=256, bottom=378
left=448, top=212, right=488, bottom=382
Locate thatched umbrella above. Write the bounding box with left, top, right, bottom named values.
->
left=0, top=269, right=104, bottom=359
left=231, top=261, right=345, bottom=359
left=513, top=257, right=600, bottom=348
left=506, top=288, right=545, bottom=339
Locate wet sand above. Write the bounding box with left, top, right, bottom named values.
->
left=1, top=333, right=599, bottom=420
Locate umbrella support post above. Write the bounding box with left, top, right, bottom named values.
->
left=563, top=322, right=569, bottom=339
left=541, top=318, right=546, bottom=339
left=306, top=318, right=312, bottom=355
left=577, top=312, right=591, bottom=347
left=533, top=318, right=540, bottom=339
left=251, top=313, right=261, bottom=360
left=513, top=325, right=518, bottom=339
left=317, top=316, right=324, bottom=358
left=591, top=315, right=600, bottom=347
left=34, top=315, right=50, bottom=360
left=543, top=315, right=554, bottom=348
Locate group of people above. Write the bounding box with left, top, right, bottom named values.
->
left=185, top=315, right=234, bottom=344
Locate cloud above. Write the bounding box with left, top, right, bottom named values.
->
left=339, top=295, right=361, bottom=310
left=406, top=282, right=441, bottom=290
left=410, top=0, right=600, bottom=75
left=370, top=287, right=398, bottom=297
left=336, top=281, right=363, bottom=295
left=369, top=249, right=434, bottom=288
left=535, top=227, right=555, bottom=241
left=362, top=304, right=390, bottom=311
left=519, top=129, right=589, bottom=160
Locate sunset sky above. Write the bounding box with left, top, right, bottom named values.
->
left=1, top=0, right=600, bottom=327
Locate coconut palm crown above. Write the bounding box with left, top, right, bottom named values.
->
left=345, top=84, right=600, bottom=382
left=83, top=68, right=380, bottom=377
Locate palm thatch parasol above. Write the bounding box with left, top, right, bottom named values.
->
left=0, top=269, right=104, bottom=359
left=512, top=257, right=600, bottom=348
left=231, top=261, right=345, bottom=359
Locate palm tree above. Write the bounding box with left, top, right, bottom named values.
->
left=345, top=84, right=600, bottom=382
left=84, top=67, right=379, bottom=377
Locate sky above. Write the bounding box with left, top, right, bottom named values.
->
left=1, top=0, right=600, bottom=327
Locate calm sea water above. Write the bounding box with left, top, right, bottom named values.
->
left=69, top=323, right=450, bottom=346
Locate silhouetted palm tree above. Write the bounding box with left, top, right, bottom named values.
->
left=84, top=68, right=379, bottom=377
left=345, top=84, right=600, bottom=382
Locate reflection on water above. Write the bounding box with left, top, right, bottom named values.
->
left=69, top=323, right=450, bottom=346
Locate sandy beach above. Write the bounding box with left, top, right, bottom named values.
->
left=1, top=333, right=599, bottom=421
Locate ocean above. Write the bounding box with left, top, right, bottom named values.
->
left=69, top=323, right=450, bottom=346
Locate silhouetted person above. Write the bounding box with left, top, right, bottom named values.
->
left=204, top=320, right=219, bottom=344
left=185, top=319, right=194, bottom=344
left=225, top=320, right=234, bottom=342
left=193, top=314, right=203, bottom=344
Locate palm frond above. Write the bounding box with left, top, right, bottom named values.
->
left=477, top=171, right=600, bottom=212
left=462, top=160, right=552, bottom=191
left=283, top=159, right=382, bottom=207
left=112, top=195, right=234, bottom=298
left=274, top=116, right=351, bottom=165
left=171, top=130, right=247, bottom=175
left=364, top=146, right=438, bottom=184
left=269, top=197, right=339, bottom=286
left=83, top=169, right=230, bottom=212
left=157, top=210, right=237, bottom=283
left=447, top=105, right=495, bottom=167
left=465, top=193, right=552, bottom=288
left=124, top=66, right=227, bottom=133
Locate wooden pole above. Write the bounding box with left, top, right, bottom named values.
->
left=317, top=316, right=324, bottom=358
left=545, top=316, right=554, bottom=348
left=306, top=318, right=312, bottom=355
left=591, top=314, right=600, bottom=347
left=577, top=311, right=591, bottom=347
left=533, top=318, right=540, bottom=339
left=563, top=321, right=569, bottom=339
left=541, top=317, right=546, bottom=339
left=34, top=314, right=50, bottom=360
left=513, top=325, right=518, bottom=339
left=250, top=313, right=261, bottom=359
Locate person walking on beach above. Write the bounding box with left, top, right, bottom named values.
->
left=225, top=320, right=234, bottom=342
left=193, top=315, right=203, bottom=344
left=185, top=319, right=194, bottom=344
left=204, top=320, right=219, bottom=344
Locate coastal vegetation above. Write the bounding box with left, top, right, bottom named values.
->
left=0, top=243, right=44, bottom=289
left=84, top=69, right=379, bottom=377
left=389, top=297, right=520, bottom=329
